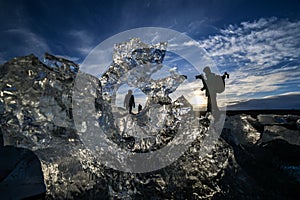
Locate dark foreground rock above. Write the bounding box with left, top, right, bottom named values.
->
left=0, top=144, right=46, bottom=199
left=220, top=114, right=300, bottom=199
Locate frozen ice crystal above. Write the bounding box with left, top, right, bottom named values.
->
left=98, top=38, right=191, bottom=152
left=2, top=39, right=297, bottom=199
left=0, top=46, right=211, bottom=199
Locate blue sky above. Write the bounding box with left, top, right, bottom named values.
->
left=1, top=0, right=300, bottom=106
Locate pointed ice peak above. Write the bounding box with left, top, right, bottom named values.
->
left=175, top=95, right=192, bottom=106
left=113, top=38, right=167, bottom=65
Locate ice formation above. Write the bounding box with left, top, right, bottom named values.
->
left=0, top=40, right=299, bottom=198
left=99, top=38, right=190, bottom=152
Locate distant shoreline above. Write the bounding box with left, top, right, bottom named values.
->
left=226, top=109, right=300, bottom=117
left=193, top=109, right=300, bottom=118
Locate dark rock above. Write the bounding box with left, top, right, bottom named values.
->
left=260, top=125, right=300, bottom=146
left=261, top=139, right=300, bottom=165
left=0, top=145, right=46, bottom=199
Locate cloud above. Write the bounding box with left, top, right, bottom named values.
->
left=53, top=54, right=81, bottom=63
left=227, top=91, right=300, bottom=110
left=263, top=91, right=300, bottom=99
left=226, top=71, right=288, bottom=96
left=198, top=17, right=300, bottom=104
left=200, top=17, right=300, bottom=69
left=170, top=80, right=207, bottom=105
left=1, top=28, right=50, bottom=59
left=68, top=30, right=96, bottom=56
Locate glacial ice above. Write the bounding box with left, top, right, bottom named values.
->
left=223, top=114, right=261, bottom=145
left=1, top=40, right=299, bottom=198
left=0, top=40, right=220, bottom=198
left=98, top=38, right=192, bottom=153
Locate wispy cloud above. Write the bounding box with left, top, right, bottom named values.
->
left=68, top=30, right=96, bottom=56
left=1, top=28, right=50, bottom=60
left=263, top=91, right=300, bottom=99
left=226, top=70, right=290, bottom=97
left=54, top=54, right=81, bottom=63
left=198, top=17, right=300, bottom=104
left=200, top=17, right=300, bottom=69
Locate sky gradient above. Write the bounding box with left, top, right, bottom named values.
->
left=0, top=0, right=299, bottom=107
